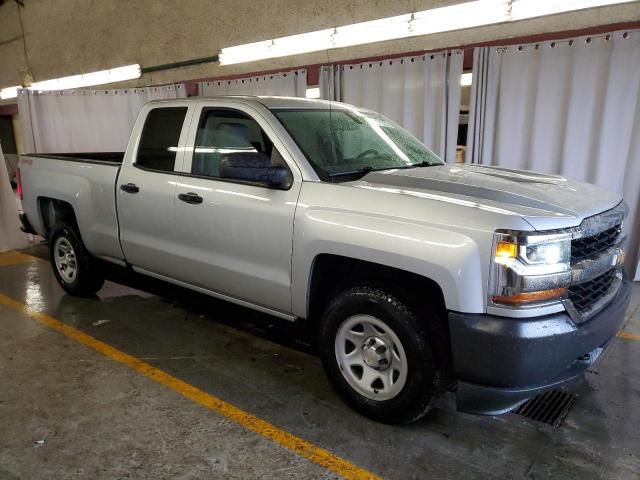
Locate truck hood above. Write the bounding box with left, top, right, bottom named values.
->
left=358, top=164, right=622, bottom=230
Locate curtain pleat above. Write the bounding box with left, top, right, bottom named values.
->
left=323, top=50, right=463, bottom=163
left=18, top=84, right=187, bottom=153
left=445, top=53, right=463, bottom=165
left=198, top=70, right=307, bottom=97
left=467, top=30, right=640, bottom=279
left=319, top=65, right=340, bottom=101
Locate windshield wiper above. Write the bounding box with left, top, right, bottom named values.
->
left=326, top=160, right=440, bottom=178
left=395, top=160, right=440, bottom=169
left=327, top=166, right=375, bottom=178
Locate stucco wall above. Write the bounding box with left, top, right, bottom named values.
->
left=0, top=0, right=639, bottom=90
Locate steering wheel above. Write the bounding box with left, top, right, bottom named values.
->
left=355, top=149, right=379, bottom=160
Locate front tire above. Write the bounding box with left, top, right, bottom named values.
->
left=49, top=223, right=105, bottom=296
left=320, top=286, right=443, bottom=424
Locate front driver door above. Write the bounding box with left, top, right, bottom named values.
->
left=171, top=101, right=302, bottom=316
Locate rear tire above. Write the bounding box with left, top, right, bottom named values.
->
left=49, top=223, right=104, bottom=296
left=320, top=286, right=443, bottom=424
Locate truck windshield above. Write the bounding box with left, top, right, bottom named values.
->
left=272, top=108, right=443, bottom=182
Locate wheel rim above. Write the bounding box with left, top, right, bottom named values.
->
left=335, top=315, right=408, bottom=401
left=53, top=237, right=77, bottom=284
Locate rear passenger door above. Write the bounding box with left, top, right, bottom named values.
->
left=117, top=104, right=193, bottom=277
left=171, top=101, right=302, bottom=316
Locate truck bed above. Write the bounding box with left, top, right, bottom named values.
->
left=19, top=152, right=125, bottom=263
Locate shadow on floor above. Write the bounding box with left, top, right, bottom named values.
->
left=26, top=243, right=316, bottom=356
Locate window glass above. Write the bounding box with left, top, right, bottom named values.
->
left=192, top=108, right=281, bottom=178
left=136, top=107, right=187, bottom=172
left=273, top=108, right=442, bottom=182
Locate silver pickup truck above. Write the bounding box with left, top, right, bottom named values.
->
left=18, top=96, right=631, bottom=424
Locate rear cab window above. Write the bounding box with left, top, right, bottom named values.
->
left=136, top=107, right=188, bottom=172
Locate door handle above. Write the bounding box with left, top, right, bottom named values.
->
left=178, top=192, right=203, bottom=204
left=120, top=183, right=139, bottom=194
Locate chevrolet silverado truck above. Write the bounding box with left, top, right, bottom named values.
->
left=17, top=97, right=631, bottom=424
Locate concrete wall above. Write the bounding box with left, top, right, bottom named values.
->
left=0, top=0, right=639, bottom=90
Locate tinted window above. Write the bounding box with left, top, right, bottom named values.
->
left=192, top=108, right=283, bottom=178
left=136, top=107, right=187, bottom=172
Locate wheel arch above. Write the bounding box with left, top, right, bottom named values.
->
left=306, top=254, right=446, bottom=323
left=306, top=254, right=454, bottom=379
left=38, top=197, right=79, bottom=237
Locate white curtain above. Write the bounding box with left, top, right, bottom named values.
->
left=0, top=142, right=30, bottom=252
left=18, top=84, right=187, bottom=153
left=329, top=51, right=463, bottom=163
left=319, top=65, right=341, bottom=101
left=465, top=47, right=494, bottom=165
left=467, top=30, right=640, bottom=280
left=198, top=69, right=307, bottom=97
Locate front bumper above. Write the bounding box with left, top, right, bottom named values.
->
left=449, top=276, right=631, bottom=415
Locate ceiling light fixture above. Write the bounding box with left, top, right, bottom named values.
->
left=0, top=86, right=20, bottom=100
left=511, top=0, right=634, bottom=20
left=1, top=64, right=142, bottom=99
left=219, top=0, right=635, bottom=65
left=29, top=64, right=141, bottom=91
left=410, top=0, right=510, bottom=37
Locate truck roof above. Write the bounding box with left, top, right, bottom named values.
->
left=146, top=95, right=348, bottom=110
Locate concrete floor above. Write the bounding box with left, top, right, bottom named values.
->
left=1, top=247, right=639, bottom=480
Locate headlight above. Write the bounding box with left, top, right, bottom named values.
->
left=490, top=231, right=572, bottom=307
left=522, top=242, right=568, bottom=265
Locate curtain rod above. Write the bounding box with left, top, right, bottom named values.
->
left=204, top=70, right=303, bottom=85
left=496, top=29, right=636, bottom=53
left=334, top=49, right=463, bottom=69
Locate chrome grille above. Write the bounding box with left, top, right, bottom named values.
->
left=564, top=203, right=627, bottom=322
left=568, top=269, right=616, bottom=316
left=571, top=225, right=621, bottom=264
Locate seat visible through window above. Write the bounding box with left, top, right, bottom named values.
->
left=192, top=109, right=274, bottom=178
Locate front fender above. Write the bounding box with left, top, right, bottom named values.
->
left=291, top=206, right=486, bottom=317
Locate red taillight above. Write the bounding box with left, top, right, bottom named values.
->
left=16, top=167, right=23, bottom=200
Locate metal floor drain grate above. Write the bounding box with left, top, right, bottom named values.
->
left=514, top=390, right=577, bottom=428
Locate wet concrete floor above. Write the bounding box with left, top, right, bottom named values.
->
left=1, top=247, right=639, bottom=479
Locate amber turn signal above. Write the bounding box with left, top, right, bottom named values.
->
left=492, top=288, right=567, bottom=305
left=495, top=241, right=517, bottom=259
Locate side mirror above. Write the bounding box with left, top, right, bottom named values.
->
left=219, top=152, right=292, bottom=189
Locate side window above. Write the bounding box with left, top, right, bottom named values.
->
left=136, top=107, right=187, bottom=172
left=192, top=108, right=285, bottom=179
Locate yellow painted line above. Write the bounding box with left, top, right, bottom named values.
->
left=0, top=293, right=379, bottom=480
left=618, top=331, right=640, bottom=341
left=0, top=251, right=37, bottom=267
left=21, top=251, right=46, bottom=261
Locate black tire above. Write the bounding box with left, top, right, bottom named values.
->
left=49, top=223, right=105, bottom=296
left=320, top=286, right=443, bottom=424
